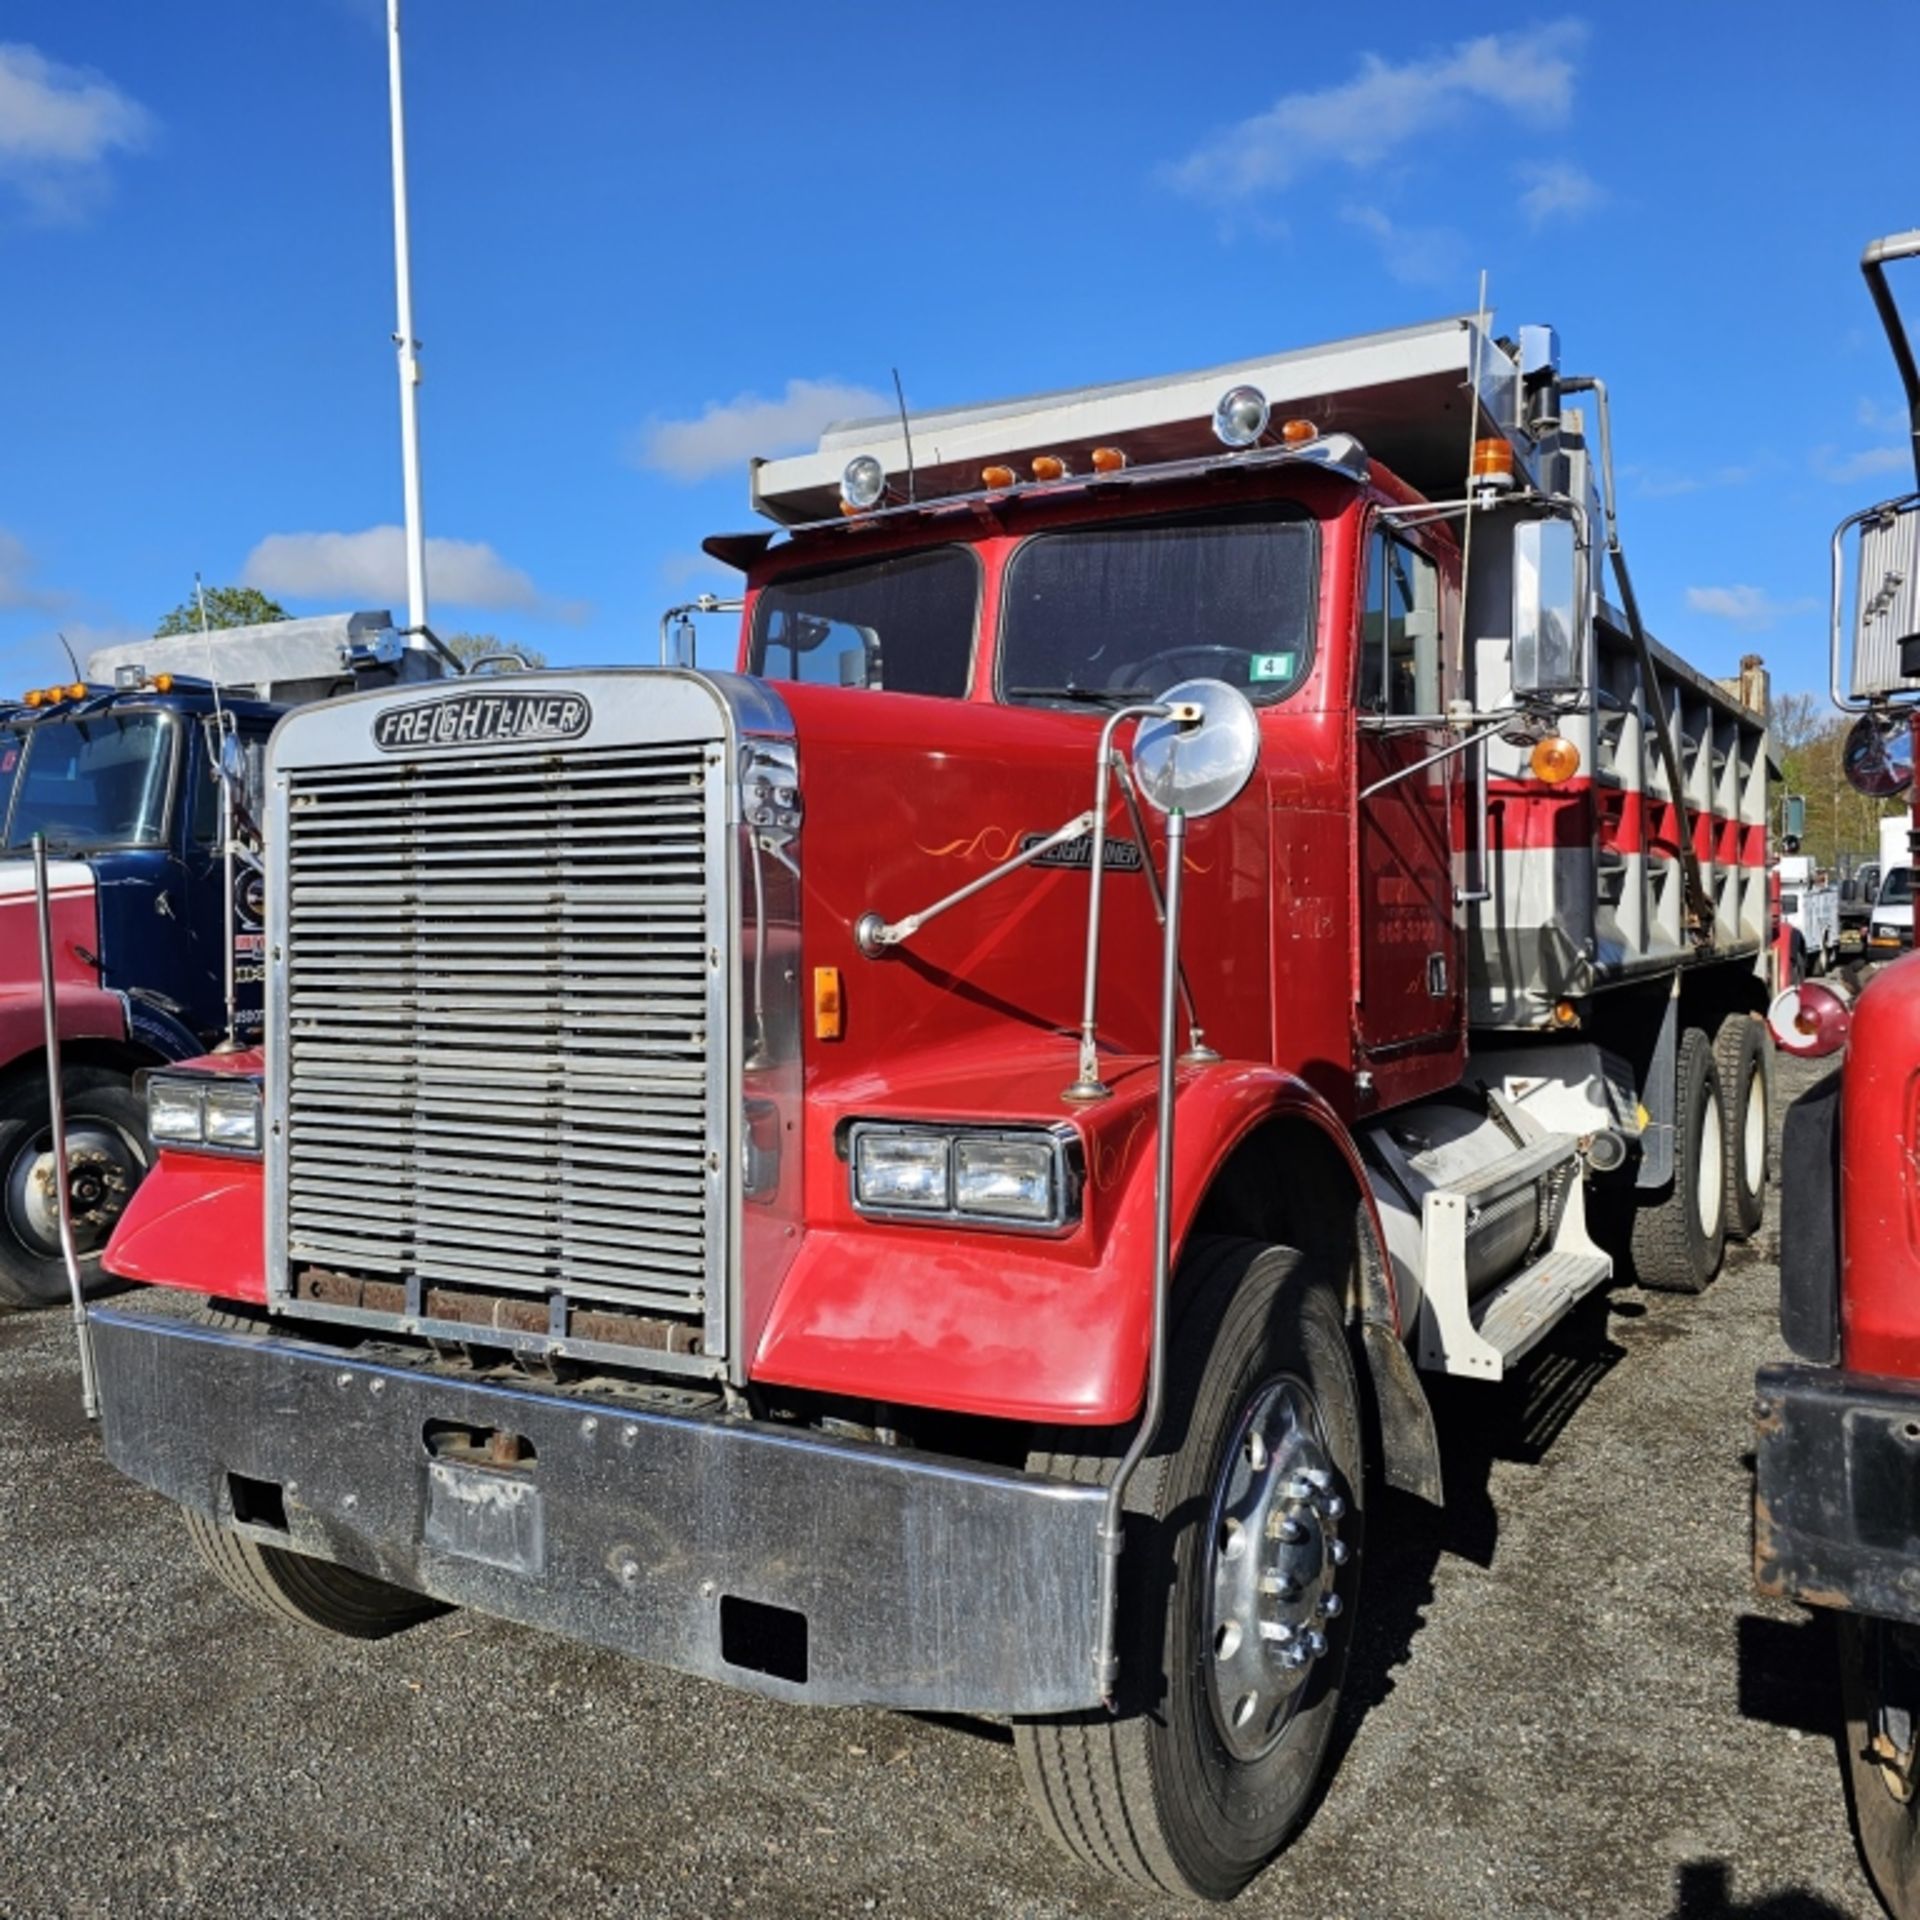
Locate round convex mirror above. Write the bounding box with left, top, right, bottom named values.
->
left=1842, top=710, right=1915, bottom=799
left=1130, top=678, right=1260, bottom=817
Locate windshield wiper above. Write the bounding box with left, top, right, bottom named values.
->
left=1008, top=685, right=1153, bottom=707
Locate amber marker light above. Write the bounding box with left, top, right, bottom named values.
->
left=1529, top=735, right=1581, bottom=784
left=814, top=966, right=845, bottom=1041
left=1279, top=418, right=1318, bottom=445
left=1471, top=437, right=1516, bottom=490
left=1090, top=446, right=1127, bottom=473
left=1551, top=999, right=1580, bottom=1028
left=22, top=690, right=43, bottom=707
left=152, top=673, right=173, bottom=692
left=1031, top=455, right=1070, bottom=481
left=67, top=682, right=87, bottom=700
left=981, top=464, right=1016, bottom=490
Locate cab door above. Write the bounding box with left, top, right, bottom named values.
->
left=1353, top=523, right=1463, bottom=1071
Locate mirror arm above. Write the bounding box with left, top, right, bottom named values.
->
left=1358, top=714, right=1515, bottom=803
left=855, top=809, right=1098, bottom=957
left=659, top=596, right=745, bottom=669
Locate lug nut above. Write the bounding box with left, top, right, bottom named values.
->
left=1301, top=1628, right=1327, bottom=1659
left=1302, top=1467, right=1332, bottom=1491
left=1319, top=1593, right=1343, bottom=1619
left=1319, top=1492, right=1347, bottom=1522
left=1329, top=1538, right=1350, bottom=1566
left=1258, top=1572, right=1300, bottom=1599
left=1286, top=1476, right=1315, bottom=1502
left=1269, top=1514, right=1307, bottom=1544
left=1259, top=1620, right=1294, bottom=1644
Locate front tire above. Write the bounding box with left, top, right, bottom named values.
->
left=182, top=1306, right=447, bottom=1639
left=1629, top=1025, right=1728, bottom=1293
left=1014, top=1238, right=1363, bottom=1900
left=1839, top=1615, right=1920, bottom=1918
left=0, top=1065, right=150, bottom=1310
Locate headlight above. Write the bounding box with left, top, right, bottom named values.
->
left=147, top=1078, right=205, bottom=1145
left=853, top=1131, right=950, bottom=1211
left=954, top=1136, right=1056, bottom=1221
left=204, top=1083, right=263, bottom=1150
left=849, top=1123, right=1076, bottom=1228
left=144, top=1073, right=263, bottom=1155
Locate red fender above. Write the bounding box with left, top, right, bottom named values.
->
left=1842, top=952, right=1920, bottom=1378
left=751, top=1060, right=1384, bottom=1425
left=103, top=1147, right=268, bottom=1303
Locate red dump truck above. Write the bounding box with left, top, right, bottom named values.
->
left=1754, top=229, right=1920, bottom=1918
left=81, top=314, right=1777, bottom=1898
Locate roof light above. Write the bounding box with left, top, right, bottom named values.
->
left=1212, top=384, right=1269, bottom=449
left=21, top=690, right=44, bottom=708
left=1529, top=735, right=1580, bottom=784
left=152, top=673, right=174, bottom=693
left=1471, top=437, right=1516, bottom=491
left=981, top=464, right=1016, bottom=490
left=840, top=454, right=886, bottom=511
left=1279, top=418, right=1318, bottom=445
left=67, top=682, right=86, bottom=701
left=1031, top=455, right=1070, bottom=482
left=1090, top=446, right=1128, bottom=473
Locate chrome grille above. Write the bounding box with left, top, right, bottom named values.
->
left=279, top=737, right=727, bottom=1368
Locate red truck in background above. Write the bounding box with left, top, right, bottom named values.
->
left=82, top=314, right=1780, bottom=1899
left=1754, top=229, right=1920, bottom=1918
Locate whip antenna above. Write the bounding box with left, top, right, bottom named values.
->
left=892, top=367, right=916, bottom=504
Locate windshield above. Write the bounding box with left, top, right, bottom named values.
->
left=1882, top=867, right=1914, bottom=906
left=3, top=712, right=175, bottom=853
left=1000, top=509, right=1318, bottom=707
left=750, top=547, right=977, bottom=697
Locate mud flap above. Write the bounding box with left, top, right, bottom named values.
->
left=1361, top=1319, right=1443, bottom=1505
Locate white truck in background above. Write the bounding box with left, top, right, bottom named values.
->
left=1780, top=854, right=1841, bottom=975
left=1871, top=814, right=1915, bottom=956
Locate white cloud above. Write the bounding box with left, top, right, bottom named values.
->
left=1517, top=160, right=1603, bottom=227
left=629, top=378, right=889, bottom=484
left=0, top=42, right=152, bottom=221
left=0, top=527, right=60, bottom=610
left=1857, top=396, right=1909, bottom=434
left=1813, top=444, right=1908, bottom=485
left=1685, top=585, right=1815, bottom=631
left=1341, top=206, right=1466, bottom=288
left=1626, top=459, right=1763, bottom=499
left=241, top=526, right=585, bottom=622
left=1168, top=22, right=1584, bottom=201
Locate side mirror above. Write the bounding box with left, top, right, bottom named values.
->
left=668, top=616, right=698, bottom=670
left=1842, top=711, right=1915, bottom=798
left=1768, top=980, right=1853, bottom=1059
left=1839, top=499, right=1920, bottom=700
left=1783, top=794, right=1807, bottom=841
left=1512, top=517, right=1580, bottom=696
left=1130, top=679, right=1260, bottom=817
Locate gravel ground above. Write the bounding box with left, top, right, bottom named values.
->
left=0, top=1050, right=1877, bottom=1920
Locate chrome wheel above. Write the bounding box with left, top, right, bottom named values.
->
left=1695, top=1084, right=1724, bottom=1238
left=1204, top=1375, right=1348, bottom=1762
left=3, top=1118, right=142, bottom=1261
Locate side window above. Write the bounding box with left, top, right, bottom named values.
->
left=1359, top=530, right=1442, bottom=717
left=190, top=734, right=222, bottom=844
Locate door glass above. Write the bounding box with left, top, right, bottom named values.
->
left=1360, top=532, right=1442, bottom=717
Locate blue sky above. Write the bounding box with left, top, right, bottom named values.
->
left=2, top=4, right=1917, bottom=701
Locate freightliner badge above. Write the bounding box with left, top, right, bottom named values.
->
left=372, top=690, right=591, bottom=752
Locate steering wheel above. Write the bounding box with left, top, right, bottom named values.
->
left=1113, top=645, right=1246, bottom=697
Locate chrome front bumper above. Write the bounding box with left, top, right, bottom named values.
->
left=91, top=1305, right=1107, bottom=1713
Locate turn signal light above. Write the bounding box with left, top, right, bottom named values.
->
left=981, top=464, right=1016, bottom=490
left=814, top=966, right=845, bottom=1041
left=1279, top=418, right=1318, bottom=445
left=1031, top=455, right=1070, bottom=482
left=1529, top=735, right=1580, bottom=784
left=1471, top=437, right=1516, bottom=490
left=1090, top=446, right=1127, bottom=473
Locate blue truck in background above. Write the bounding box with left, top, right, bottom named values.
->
left=0, top=613, right=448, bottom=1306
